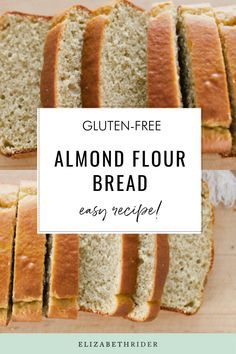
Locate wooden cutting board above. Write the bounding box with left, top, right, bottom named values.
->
left=0, top=170, right=235, bottom=333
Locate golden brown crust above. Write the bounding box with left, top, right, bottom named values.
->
left=51, top=4, right=91, bottom=27
left=119, top=234, right=139, bottom=295
left=220, top=25, right=236, bottom=102
left=111, top=234, right=139, bottom=316
left=219, top=24, right=236, bottom=155
left=118, top=0, right=144, bottom=13
left=12, top=302, right=42, bottom=322
left=80, top=234, right=139, bottom=317
left=80, top=294, right=134, bottom=318
left=47, top=298, right=78, bottom=319
left=47, top=234, right=79, bottom=319
left=0, top=309, right=7, bottom=326
left=12, top=182, right=46, bottom=322
left=81, top=0, right=144, bottom=108
left=111, top=295, right=134, bottom=316
left=202, top=127, right=232, bottom=154
left=92, top=6, right=113, bottom=17
left=127, top=235, right=169, bottom=322
left=0, top=184, right=18, bottom=326
left=40, top=24, right=62, bottom=108
left=147, top=10, right=181, bottom=108
left=146, top=235, right=169, bottom=320
left=1, top=11, right=52, bottom=21
left=180, top=9, right=231, bottom=128
left=40, top=5, right=91, bottom=108
left=215, top=6, right=236, bottom=156
left=0, top=208, right=17, bottom=307
left=81, top=15, right=107, bottom=107
left=0, top=148, right=37, bottom=158
left=49, top=234, right=79, bottom=298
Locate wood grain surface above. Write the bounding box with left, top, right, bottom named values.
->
left=0, top=170, right=235, bottom=333
left=0, top=0, right=236, bottom=170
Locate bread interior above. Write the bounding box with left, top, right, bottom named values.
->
left=161, top=184, right=213, bottom=314
left=128, top=234, right=156, bottom=321
left=79, top=234, right=121, bottom=314
left=56, top=7, right=90, bottom=107
left=0, top=14, right=50, bottom=155
left=100, top=1, right=147, bottom=107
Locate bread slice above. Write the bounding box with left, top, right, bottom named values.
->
left=41, top=5, right=91, bottom=108
left=81, top=0, right=147, bottom=107
left=214, top=6, right=236, bottom=155
left=161, top=181, right=214, bottom=315
left=202, top=127, right=232, bottom=154
left=177, top=4, right=232, bottom=129
left=127, top=234, right=169, bottom=322
left=46, top=234, right=79, bottom=319
left=0, top=185, right=19, bottom=326
left=79, top=234, right=139, bottom=316
left=0, top=12, right=51, bottom=156
left=12, top=181, right=46, bottom=322
left=147, top=2, right=182, bottom=107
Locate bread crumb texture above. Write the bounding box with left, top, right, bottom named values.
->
left=0, top=13, right=50, bottom=155
left=161, top=183, right=213, bottom=314
left=79, top=234, right=121, bottom=314
left=56, top=7, right=90, bottom=107
left=128, top=234, right=156, bottom=320
left=101, top=1, right=148, bottom=107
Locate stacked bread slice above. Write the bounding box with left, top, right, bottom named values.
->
left=41, top=5, right=91, bottom=108
left=81, top=0, right=148, bottom=107
left=147, top=2, right=182, bottom=108
left=177, top=4, right=232, bottom=155
left=0, top=12, right=51, bottom=156
left=214, top=6, right=236, bottom=155
left=161, top=181, right=213, bottom=314
left=46, top=234, right=79, bottom=319
left=81, top=0, right=182, bottom=109
left=0, top=179, right=214, bottom=325
left=0, top=185, right=18, bottom=325
left=79, top=234, right=139, bottom=316
left=127, top=234, right=169, bottom=321
left=12, top=181, right=46, bottom=322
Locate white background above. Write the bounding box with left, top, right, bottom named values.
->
left=38, top=108, right=201, bottom=233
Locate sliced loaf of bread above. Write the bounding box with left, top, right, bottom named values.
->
left=0, top=185, right=19, bottom=326
left=81, top=0, right=147, bottom=107
left=147, top=2, right=182, bottom=107
left=161, top=181, right=214, bottom=315
left=127, top=234, right=169, bottom=322
left=0, top=12, right=51, bottom=156
left=79, top=234, right=139, bottom=316
left=177, top=4, right=231, bottom=129
left=12, top=181, right=46, bottom=322
left=214, top=6, right=236, bottom=155
left=41, top=5, right=91, bottom=108
left=46, top=234, right=79, bottom=319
